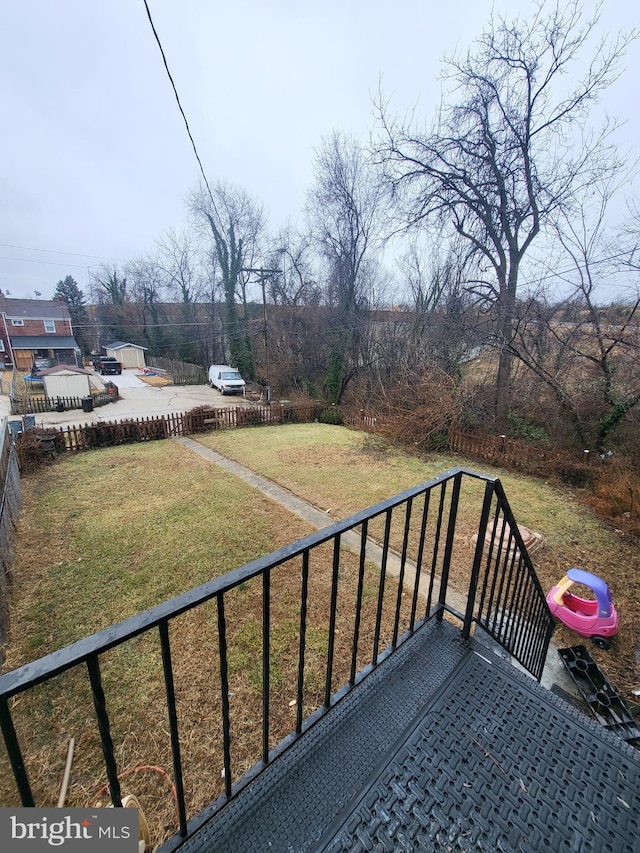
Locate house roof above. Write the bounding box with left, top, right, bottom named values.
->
left=1, top=296, right=71, bottom=321
left=38, top=364, right=91, bottom=376
left=105, top=341, right=148, bottom=351
left=10, top=335, right=79, bottom=349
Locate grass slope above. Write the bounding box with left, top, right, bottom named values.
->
left=2, top=424, right=638, bottom=846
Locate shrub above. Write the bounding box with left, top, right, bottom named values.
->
left=507, top=413, right=552, bottom=447
left=584, top=458, right=640, bottom=535
left=318, top=407, right=344, bottom=426
left=428, top=431, right=449, bottom=451
left=15, top=427, right=66, bottom=471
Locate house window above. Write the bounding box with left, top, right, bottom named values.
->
left=44, top=319, right=56, bottom=333
left=0, top=340, right=4, bottom=352
left=11, top=319, right=24, bottom=326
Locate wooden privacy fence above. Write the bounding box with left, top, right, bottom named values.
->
left=148, top=357, right=208, bottom=385
left=37, top=399, right=599, bottom=483
left=0, top=420, right=22, bottom=665
left=59, top=403, right=322, bottom=451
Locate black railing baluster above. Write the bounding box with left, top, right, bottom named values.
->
left=350, top=520, right=368, bottom=685
left=487, top=515, right=509, bottom=632
left=0, top=696, right=34, bottom=806
left=476, top=502, right=501, bottom=620
left=262, top=570, right=270, bottom=765
left=159, top=620, right=188, bottom=838
left=325, top=534, right=341, bottom=708
left=496, top=544, right=518, bottom=641
left=372, top=510, right=392, bottom=665
left=216, top=594, right=232, bottom=798
left=528, top=600, right=550, bottom=679
left=518, top=588, right=539, bottom=665
left=426, top=482, right=447, bottom=618
left=410, top=491, right=430, bottom=630
left=392, top=498, right=413, bottom=648
left=0, top=466, right=556, bottom=829
left=296, top=551, right=309, bottom=734
left=86, top=654, right=122, bottom=807
left=437, top=472, right=462, bottom=622
left=506, top=555, right=529, bottom=652
left=463, top=481, right=495, bottom=640
left=471, top=483, right=554, bottom=678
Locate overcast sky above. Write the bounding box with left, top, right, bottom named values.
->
left=1, top=0, right=638, bottom=300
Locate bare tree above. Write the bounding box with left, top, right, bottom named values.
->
left=509, top=178, right=640, bottom=448
left=377, top=0, right=635, bottom=425
left=150, top=228, right=210, bottom=363
left=89, top=264, right=133, bottom=347
left=153, top=228, right=204, bottom=305
left=90, top=264, right=128, bottom=306
left=125, top=257, right=169, bottom=356
left=189, top=180, right=265, bottom=378
left=265, top=225, right=320, bottom=307
left=307, top=131, right=388, bottom=402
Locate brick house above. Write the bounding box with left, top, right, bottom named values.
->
left=0, top=292, right=81, bottom=371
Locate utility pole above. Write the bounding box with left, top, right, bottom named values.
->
left=240, top=267, right=279, bottom=404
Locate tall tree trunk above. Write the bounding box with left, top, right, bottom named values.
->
left=494, top=268, right=518, bottom=428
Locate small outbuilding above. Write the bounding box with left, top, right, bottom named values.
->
left=38, top=364, right=93, bottom=399
left=104, top=341, right=147, bottom=369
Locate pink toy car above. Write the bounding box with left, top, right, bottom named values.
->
left=546, top=568, right=618, bottom=650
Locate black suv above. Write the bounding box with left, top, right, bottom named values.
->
left=93, top=357, right=122, bottom=375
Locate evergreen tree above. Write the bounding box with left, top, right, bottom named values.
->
left=54, top=275, right=90, bottom=353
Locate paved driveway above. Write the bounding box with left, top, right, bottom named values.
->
left=101, top=370, right=147, bottom=389
left=6, top=370, right=253, bottom=429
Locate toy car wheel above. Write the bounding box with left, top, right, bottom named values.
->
left=592, top=636, right=611, bottom=650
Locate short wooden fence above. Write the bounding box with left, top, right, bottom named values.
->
left=341, top=409, right=601, bottom=484
left=58, top=404, right=322, bottom=451
left=11, top=387, right=120, bottom=415
left=0, top=420, right=22, bottom=664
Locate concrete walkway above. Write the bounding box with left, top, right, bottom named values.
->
left=175, top=437, right=572, bottom=693
left=175, top=435, right=452, bottom=607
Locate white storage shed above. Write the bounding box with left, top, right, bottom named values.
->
left=39, top=365, right=92, bottom=399
left=104, top=341, right=148, bottom=369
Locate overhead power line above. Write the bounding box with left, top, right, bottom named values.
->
left=0, top=255, right=95, bottom=269
left=141, top=0, right=219, bottom=218
left=0, top=243, right=127, bottom=262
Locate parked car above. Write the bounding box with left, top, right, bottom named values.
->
left=208, top=365, right=246, bottom=395
left=93, top=356, right=122, bottom=375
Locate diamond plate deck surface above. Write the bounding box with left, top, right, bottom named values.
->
left=320, top=652, right=640, bottom=853
left=167, top=622, right=640, bottom=853
left=167, top=620, right=468, bottom=852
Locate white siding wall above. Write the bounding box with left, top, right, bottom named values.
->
left=42, top=372, right=91, bottom=399
left=106, top=346, right=146, bottom=369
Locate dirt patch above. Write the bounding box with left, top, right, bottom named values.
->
left=138, top=374, right=173, bottom=387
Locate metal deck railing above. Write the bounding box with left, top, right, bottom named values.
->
left=0, top=468, right=554, bottom=846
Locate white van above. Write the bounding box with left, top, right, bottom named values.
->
left=208, top=365, right=246, bottom=395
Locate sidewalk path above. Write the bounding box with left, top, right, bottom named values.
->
left=176, top=436, right=463, bottom=621
left=176, top=435, right=570, bottom=693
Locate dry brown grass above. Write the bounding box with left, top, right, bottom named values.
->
left=196, top=425, right=640, bottom=702
left=2, top=425, right=638, bottom=849
left=0, top=438, right=406, bottom=848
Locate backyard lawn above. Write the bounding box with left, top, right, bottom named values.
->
left=195, top=424, right=639, bottom=697
left=1, top=423, right=638, bottom=847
